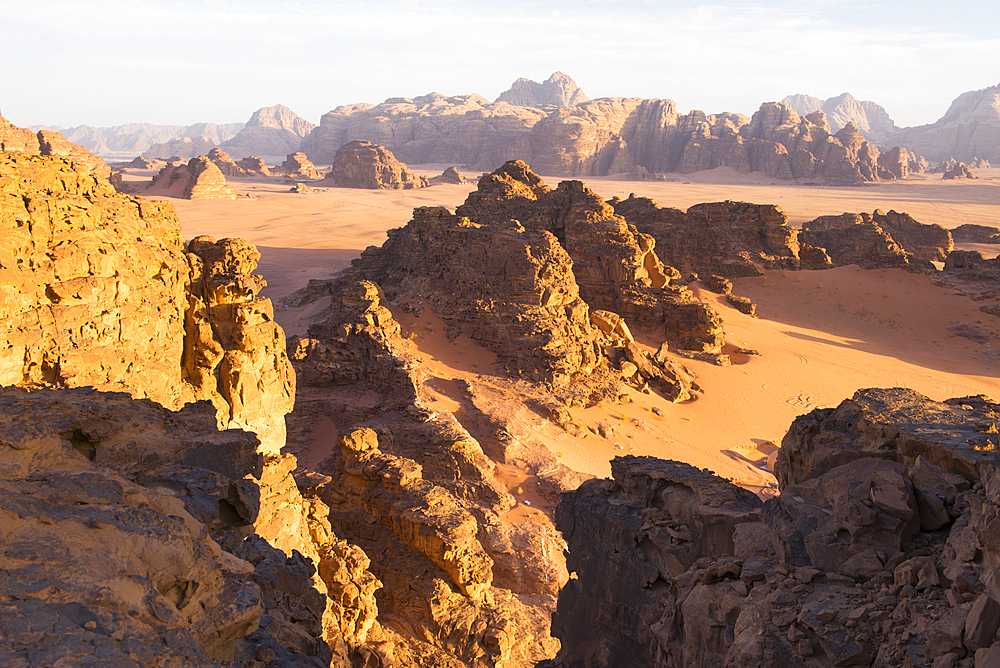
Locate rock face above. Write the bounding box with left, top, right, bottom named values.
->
left=800, top=209, right=952, bottom=270
left=144, top=155, right=237, bottom=199
left=613, top=196, right=801, bottom=278
left=1, top=109, right=110, bottom=177
left=218, top=104, right=315, bottom=160
left=320, top=140, right=428, bottom=189
left=0, top=152, right=292, bottom=453
left=299, top=95, right=913, bottom=183
left=781, top=92, right=899, bottom=144
left=495, top=72, right=590, bottom=107
left=282, top=277, right=569, bottom=666
left=273, top=151, right=324, bottom=180
left=548, top=388, right=1000, bottom=667
left=890, top=83, right=1000, bottom=163
left=0, top=152, right=381, bottom=665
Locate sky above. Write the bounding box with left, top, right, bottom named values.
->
left=2, top=0, right=998, bottom=130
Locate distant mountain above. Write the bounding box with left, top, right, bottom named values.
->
left=495, top=72, right=589, bottom=107
left=33, top=121, right=243, bottom=157
left=781, top=93, right=898, bottom=144
left=217, top=105, right=315, bottom=161
left=888, top=83, right=1000, bottom=163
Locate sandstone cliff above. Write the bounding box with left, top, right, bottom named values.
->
left=0, top=151, right=385, bottom=665
left=0, top=152, right=290, bottom=453
left=890, top=83, right=1000, bottom=163
left=299, top=95, right=913, bottom=183
left=547, top=388, right=1000, bottom=667
left=320, top=140, right=428, bottom=189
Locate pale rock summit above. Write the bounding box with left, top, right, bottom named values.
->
left=890, top=83, right=1000, bottom=162
left=219, top=104, right=315, bottom=160
left=781, top=92, right=899, bottom=143
left=495, top=71, right=590, bottom=107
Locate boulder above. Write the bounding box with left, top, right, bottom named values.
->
left=320, top=140, right=428, bottom=189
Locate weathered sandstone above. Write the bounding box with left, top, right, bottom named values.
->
left=320, top=140, right=428, bottom=189
left=144, top=155, right=237, bottom=199
left=547, top=388, right=1000, bottom=667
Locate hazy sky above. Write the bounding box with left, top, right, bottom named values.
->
left=3, top=0, right=998, bottom=129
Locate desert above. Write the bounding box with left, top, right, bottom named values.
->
left=4, top=5, right=1000, bottom=662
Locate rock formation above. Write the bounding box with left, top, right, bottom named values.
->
left=953, top=224, right=1000, bottom=244
left=944, top=162, right=977, bottom=180
left=430, top=166, right=469, bottom=184
left=208, top=147, right=272, bottom=177
left=143, top=155, right=237, bottom=199
left=273, top=151, right=323, bottom=180
left=889, top=83, right=1000, bottom=163
left=0, top=152, right=291, bottom=453
left=144, top=135, right=222, bottom=160
left=218, top=104, right=315, bottom=160
left=320, top=140, right=428, bottom=189
left=612, top=196, right=804, bottom=278
left=0, top=151, right=384, bottom=665
left=800, top=209, right=952, bottom=270
left=781, top=92, right=899, bottom=143
left=1, top=109, right=109, bottom=177
left=547, top=388, right=1000, bottom=667
left=299, top=95, right=914, bottom=183
left=495, top=72, right=590, bottom=107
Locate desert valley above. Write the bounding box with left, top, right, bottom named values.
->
left=2, top=68, right=1000, bottom=668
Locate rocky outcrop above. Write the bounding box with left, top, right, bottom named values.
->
left=495, top=72, right=590, bottom=107
left=0, top=385, right=379, bottom=666
left=218, top=104, right=315, bottom=160
left=273, top=151, right=323, bottom=180
left=320, top=140, right=428, bottom=189
left=889, top=83, right=1000, bottom=163
left=547, top=388, right=1000, bottom=667
left=944, top=162, right=977, bottom=180
left=208, top=147, right=272, bottom=177
left=144, top=155, right=237, bottom=199
left=953, top=224, right=1000, bottom=244
left=800, top=209, right=951, bottom=270
left=283, top=277, right=568, bottom=666
left=430, top=165, right=469, bottom=184
left=1, top=109, right=110, bottom=177
left=0, top=152, right=291, bottom=453
left=613, top=196, right=802, bottom=278
left=0, top=150, right=386, bottom=665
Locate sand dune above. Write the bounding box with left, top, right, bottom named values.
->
left=151, top=168, right=1000, bottom=488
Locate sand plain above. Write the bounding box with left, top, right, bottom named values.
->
left=152, top=166, right=1000, bottom=491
